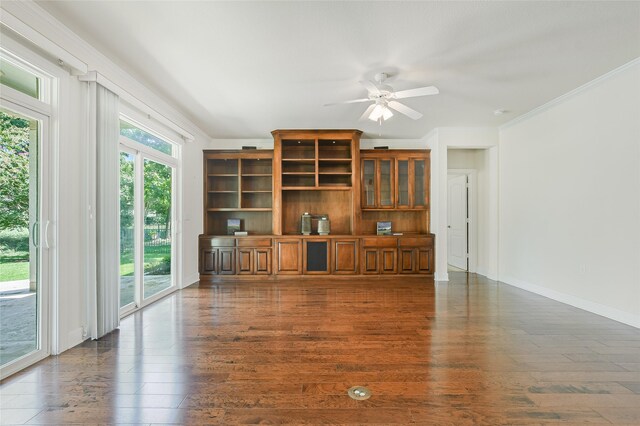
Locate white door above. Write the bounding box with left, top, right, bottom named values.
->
left=448, top=174, right=468, bottom=270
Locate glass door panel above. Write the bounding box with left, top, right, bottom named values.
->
left=379, top=159, right=393, bottom=207
left=362, top=159, right=375, bottom=208
left=0, top=108, right=40, bottom=368
left=143, top=159, right=173, bottom=299
left=414, top=159, right=426, bottom=207
left=119, top=152, right=135, bottom=309
left=397, top=160, right=409, bottom=207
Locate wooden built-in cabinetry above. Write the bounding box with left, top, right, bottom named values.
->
left=200, top=130, right=434, bottom=280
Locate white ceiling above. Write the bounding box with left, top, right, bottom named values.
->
left=38, top=1, right=640, bottom=140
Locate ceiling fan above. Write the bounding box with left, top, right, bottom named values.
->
left=326, top=73, right=439, bottom=122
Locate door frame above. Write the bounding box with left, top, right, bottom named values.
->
left=447, top=169, right=477, bottom=274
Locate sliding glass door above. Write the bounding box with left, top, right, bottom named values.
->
left=119, top=119, right=177, bottom=316
left=0, top=103, right=49, bottom=377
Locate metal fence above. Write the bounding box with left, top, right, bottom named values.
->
left=120, top=224, right=171, bottom=253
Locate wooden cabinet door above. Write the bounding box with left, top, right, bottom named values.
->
left=237, top=248, right=253, bottom=275
left=362, top=159, right=376, bottom=208
left=255, top=248, right=272, bottom=275
left=333, top=239, right=358, bottom=274
left=380, top=248, right=398, bottom=274
left=396, top=159, right=410, bottom=209
left=362, top=158, right=394, bottom=209
left=399, top=248, right=416, bottom=274
left=276, top=239, right=302, bottom=274
left=362, top=248, right=379, bottom=274
left=378, top=159, right=394, bottom=208
left=412, top=158, right=427, bottom=209
left=218, top=248, right=236, bottom=275
left=416, top=247, right=433, bottom=274
left=201, top=249, right=218, bottom=274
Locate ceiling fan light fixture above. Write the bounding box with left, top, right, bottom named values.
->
left=368, top=104, right=385, bottom=121
left=369, top=104, right=393, bottom=121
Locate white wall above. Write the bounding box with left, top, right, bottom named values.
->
left=499, top=60, right=640, bottom=327
left=1, top=2, right=210, bottom=353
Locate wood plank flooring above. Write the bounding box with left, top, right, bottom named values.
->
left=1, top=272, right=639, bottom=425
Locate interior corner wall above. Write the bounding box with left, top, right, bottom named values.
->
left=181, top=139, right=205, bottom=287
left=499, top=61, right=640, bottom=327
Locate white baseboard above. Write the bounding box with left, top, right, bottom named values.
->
left=62, top=327, right=86, bottom=353
left=182, top=273, right=199, bottom=289
left=435, top=271, right=449, bottom=282
left=500, top=275, right=640, bottom=329
left=475, top=267, right=498, bottom=281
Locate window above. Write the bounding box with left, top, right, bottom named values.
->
left=0, top=58, right=40, bottom=99
left=120, top=120, right=173, bottom=156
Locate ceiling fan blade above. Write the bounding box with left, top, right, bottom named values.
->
left=359, top=103, right=376, bottom=121
left=323, top=98, right=370, bottom=106
left=393, top=85, right=439, bottom=99
left=359, top=80, right=380, bottom=95
left=387, top=100, right=423, bottom=120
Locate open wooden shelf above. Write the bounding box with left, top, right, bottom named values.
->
left=208, top=208, right=272, bottom=212
left=204, top=151, right=274, bottom=234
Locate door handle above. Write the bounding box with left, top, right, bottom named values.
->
left=32, top=221, right=39, bottom=248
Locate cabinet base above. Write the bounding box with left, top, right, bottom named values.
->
left=199, top=273, right=434, bottom=283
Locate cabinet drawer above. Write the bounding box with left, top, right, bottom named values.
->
left=362, top=237, right=397, bottom=248
left=237, top=238, right=272, bottom=247
left=201, top=238, right=235, bottom=247
left=398, top=237, right=432, bottom=248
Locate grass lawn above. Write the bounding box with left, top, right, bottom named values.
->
left=120, top=244, right=171, bottom=276
left=0, top=260, right=29, bottom=282
left=0, top=244, right=170, bottom=281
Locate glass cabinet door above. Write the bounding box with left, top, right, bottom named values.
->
left=379, top=159, right=393, bottom=207
left=362, top=159, right=376, bottom=208
left=397, top=160, right=409, bottom=207
left=413, top=159, right=426, bottom=208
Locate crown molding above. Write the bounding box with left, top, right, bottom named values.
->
left=501, top=57, right=640, bottom=130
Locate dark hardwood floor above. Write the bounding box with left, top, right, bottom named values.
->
left=1, top=272, right=639, bottom=425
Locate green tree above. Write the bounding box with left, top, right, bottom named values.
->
left=119, top=152, right=135, bottom=228
left=0, top=110, right=31, bottom=230
left=144, top=160, right=172, bottom=231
